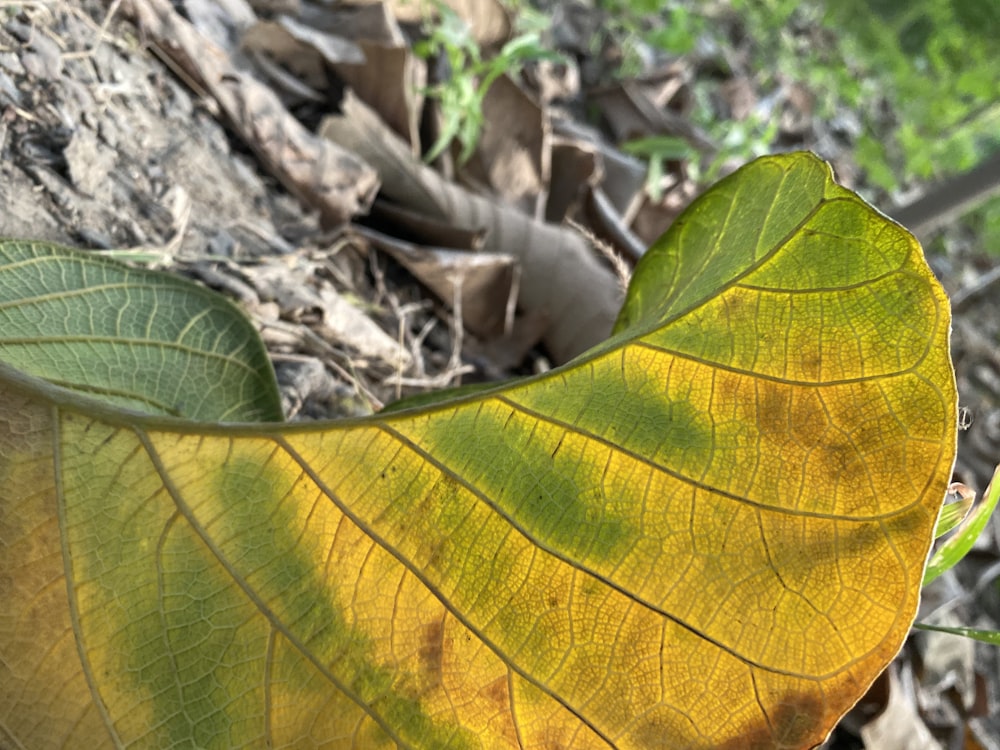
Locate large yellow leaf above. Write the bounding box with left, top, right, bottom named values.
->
left=0, top=153, right=956, bottom=748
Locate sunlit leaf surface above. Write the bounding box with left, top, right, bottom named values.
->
left=0, top=153, right=956, bottom=748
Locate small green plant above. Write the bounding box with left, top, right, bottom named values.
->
left=596, top=0, right=999, bottom=199
left=620, top=135, right=695, bottom=200
left=414, top=2, right=559, bottom=163
left=594, top=0, right=707, bottom=78
left=917, top=468, right=1000, bottom=644
left=974, top=195, right=1000, bottom=256
left=583, top=1, right=793, bottom=184
left=936, top=192, right=1000, bottom=258
left=822, top=0, right=1000, bottom=187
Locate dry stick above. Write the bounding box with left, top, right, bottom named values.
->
left=93, top=0, right=123, bottom=48
left=951, top=265, right=1000, bottom=313
left=392, top=300, right=429, bottom=401
left=586, top=186, right=647, bottom=265
left=367, top=241, right=474, bottom=396
left=503, top=263, right=520, bottom=338
left=367, top=250, right=417, bottom=401
left=446, top=271, right=466, bottom=386
left=407, top=315, right=438, bottom=377
left=891, top=150, right=1000, bottom=242
left=382, top=275, right=473, bottom=393
left=261, top=320, right=383, bottom=412
left=386, top=296, right=473, bottom=392
left=567, top=218, right=631, bottom=296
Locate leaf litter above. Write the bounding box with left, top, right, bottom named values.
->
left=0, top=0, right=998, bottom=746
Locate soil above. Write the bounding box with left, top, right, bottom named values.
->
left=2, top=1, right=999, bottom=747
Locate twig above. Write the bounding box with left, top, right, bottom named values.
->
left=951, top=265, right=1000, bottom=312
left=58, top=0, right=130, bottom=57
left=567, top=218, right=631, bottom=295
left=260, top=319, right=384, bottom=412
left=446, top=270, right=466, bottom=386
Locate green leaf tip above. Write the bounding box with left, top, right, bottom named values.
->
left=0, top=239, right=283, bottom=422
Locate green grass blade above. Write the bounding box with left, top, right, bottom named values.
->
left=913, top=622, right=1000, bottom=646
left=933, top=485, right=975, bottom=538
left=923, top=464, right=1000, bottom=586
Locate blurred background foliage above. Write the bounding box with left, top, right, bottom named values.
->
left=428, top=0, right=1000, bottom=251
left=589, top=0, right=1000, bottom=253
left=594, top=0, right=999, bottom=182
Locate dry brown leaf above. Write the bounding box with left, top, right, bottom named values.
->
left=244, top=48, right=325, bottom=103
left=860, top=666, right=944, bottom=750
left=276, top=14, right=365, bottom=64
left=628, top=178, right=698, bottom=246
left=243, top=12, right=423, bottom=131
left=263, top=4, right=423, bottom=152
left=124, top=0, right=378, bottom=226
left=321, top=92, right=622, bottom=364
left=595, top=145, right=649, bottom=217
left=552, top=118, right=647, bottom=217
left=241, top=19, right=331, bottom=91
left=331, top=42, right=426, bottom=153
left=298, top=2, right=405, bottom=46
left=592, top=80, right=717, bottom=153
left=352, top=0, right=510, bottom=47
left=242, top=15, right=366, bottom=86
left=356, top=224, right=515, bottom=339
left=370, top=200, right=486, bottom=251
left=460, top=73, right=549, bottom=216
left=584, top=185, right=646, bottom=264
left=248, top=0, right=299, bottom=15
left=547, top=135, right=600, bottom=223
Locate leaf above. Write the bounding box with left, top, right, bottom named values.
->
left=932, top=483, right=974, bottom=538
left=128, top=0, right=379, bottom=226
left=0, top=239, right=282, bottom=422
left=923, top=464, right=1000, bottom=585
left=380, top=0, right=512, bottom=47
left=319, top=91, right=623, bottom=365
left=0, top=153, right=957, bottom=748
left=913, top=622, right=1000, bottom=646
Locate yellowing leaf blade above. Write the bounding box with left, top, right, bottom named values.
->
left=0, top=153, right=957, bottom=748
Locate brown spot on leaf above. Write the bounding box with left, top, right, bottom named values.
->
left=821, top=441, right=866, bottom=486
left=723, top=288, right=753, bottom=322
left=757, top=381, right=793, bottom=439
left=789, top=392, right=829, bottom=444
left=711, top=689, right=828, bottom=750
left=482, top=674, right=509, bottom=708
left=799, top=350, right=822, bottom=382
left=418, top=617, right=445, bottom=691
